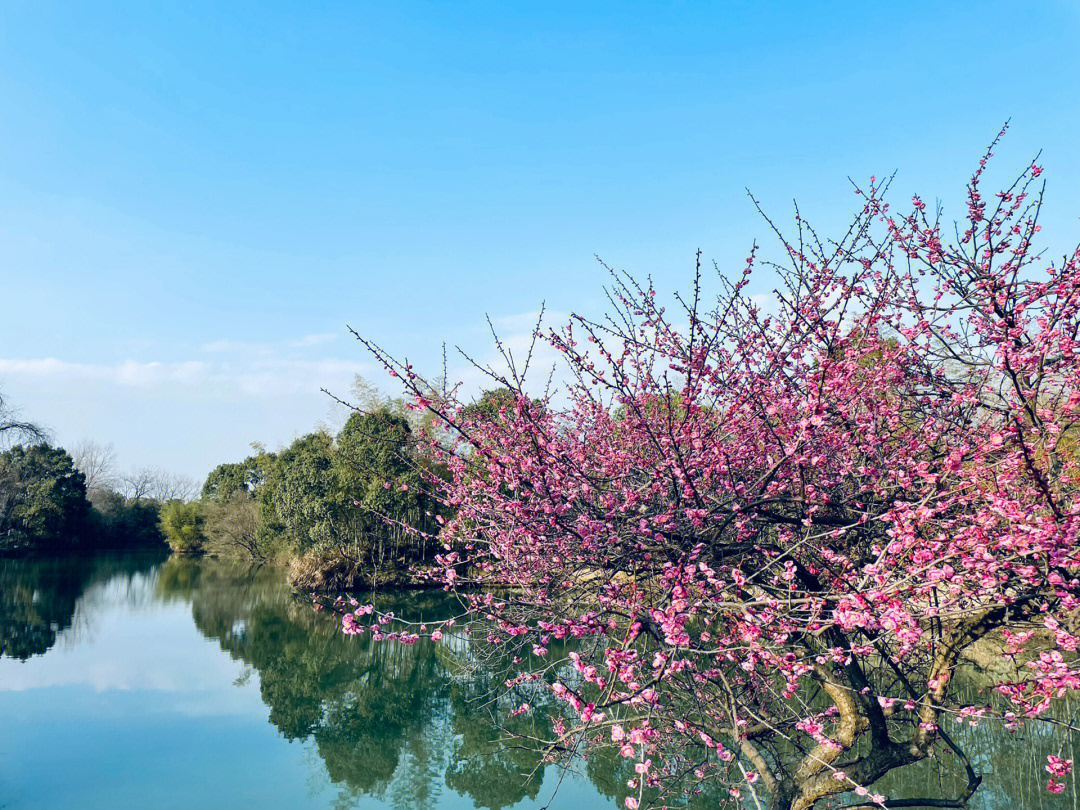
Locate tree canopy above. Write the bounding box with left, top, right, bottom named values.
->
left=196, top=405, right=445, bottom=587
left=0, top=408, right=193, bottom=555
left=0, top=443, right=88, bottom=553
left=340, top=134, right=1080, bottom=810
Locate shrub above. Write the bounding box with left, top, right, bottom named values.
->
left=158, top=500, right=206, bottom=554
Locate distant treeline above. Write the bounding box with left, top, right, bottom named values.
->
left=0, top=388, right=206, bottom=556
left=178, top=403, right=449, bottom=590
left=0, top=441, right=187, bottom=554
left=0, top=384, right=513, bottom=591
left=172, top=386, right=524, bottom=589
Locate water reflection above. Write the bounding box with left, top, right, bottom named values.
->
left=1, top=552, right=1077, bottom=809
left=0, top=551, right=166, bottom=660
left=154, top=555, right=568, bottom=810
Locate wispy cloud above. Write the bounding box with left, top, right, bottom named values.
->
left=231, top=358, right=368, bottom=396
left=0, top=354, right=369, bottom=398
left=288, top=332, right=339, bottom=348
left=0, top=358, right=208, bottom=386
left=0, top=343, right=375, bottom=482
left=451, top=309, right=573, bottom=400
left=198, top=339, right=271, bottom=354
left=199, top=332, right=340, bottom=355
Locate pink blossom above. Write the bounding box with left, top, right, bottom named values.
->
left=333, top=139, right=1080, bottom=810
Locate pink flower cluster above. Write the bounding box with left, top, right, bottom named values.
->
left=345, top=132, right=1080, bottom=808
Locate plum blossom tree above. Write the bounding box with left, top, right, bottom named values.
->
left=338, top=129, right=1080, bottom=810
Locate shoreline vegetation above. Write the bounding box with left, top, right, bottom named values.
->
left=171, top=385, right=459, bottom=592
left=0, top=383, right=517, bottom=593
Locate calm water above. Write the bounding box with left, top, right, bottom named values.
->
left=0, top=552, right=1077, bottom=809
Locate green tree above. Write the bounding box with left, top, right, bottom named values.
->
left=336, top=408, right=426, bottom=560
left=267, top=431, right=350, bottom=553
left=159, top=500, right=206, bottom=553
left=459, top=388, right=545, bottom=431
left=200, top=448, right=280, bottom=560
left=85, top=488, right=167, bottom=549
left=201, top=461, right=250, bottom=502
left=198, top=403, right=446, bottom=585
left=0, top=443, right=89, bottom=553
left=201, top=449, right=276, bottom=503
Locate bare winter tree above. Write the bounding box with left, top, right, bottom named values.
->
left=204, top=492, right=266, bottom=561
left=119, top=468, right=157, bottom=501
left=70, top=440, right=118, bottom=493
left=152, top=471, right=198, bottom=502
left=120, top=467, right=197, bottom=502
left=0, top=388, right=45, bottom=448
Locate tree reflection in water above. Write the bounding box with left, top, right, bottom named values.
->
left=157, top=557, right=1080, bottom=810
left=4, top=552, right=1078, bottom=809
left=156, top=555, right=556, bottom=810
left=0, top=550, right=165, bottom=660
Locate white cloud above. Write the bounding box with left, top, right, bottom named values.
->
left=0, top=357, right=208, bottom=386
left=199, top=339, right=272, bottom=354
left=0, top=354, right=370, bottom=398
left=0, top=340, right=375, bottom=482
left=233, top=358, right=369, bottom=396
left=200, top=333, right=341, bottom=354
left=288, top=332, right=339, bottom=348
left=451, top=309, right=573, bottom=400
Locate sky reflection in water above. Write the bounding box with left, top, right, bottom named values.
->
left=1, top=553, right=1077, bottom=809
left=0, top=552, right=606, bottom=810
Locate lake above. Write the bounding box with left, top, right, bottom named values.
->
left=1, top=552, right=1077, bottom=809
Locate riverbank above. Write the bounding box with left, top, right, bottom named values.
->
left=283, top=549, right=444, bottom=592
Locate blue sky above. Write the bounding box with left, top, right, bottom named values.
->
left=3, top=1, right=1080, bottom=483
